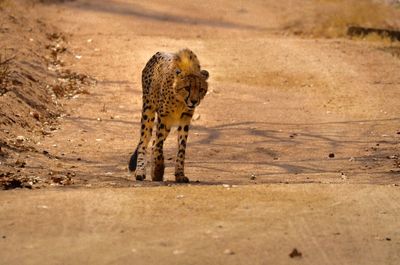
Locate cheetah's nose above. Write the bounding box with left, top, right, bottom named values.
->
left=190, top=100, right=198, bottom=106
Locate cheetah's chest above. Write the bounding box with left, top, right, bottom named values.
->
left=163, top=104, right=188, bottom=127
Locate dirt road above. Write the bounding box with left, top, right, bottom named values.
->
left=1, top=0, right=400, bottom=264
left=1, top=184, right=400, bottom=265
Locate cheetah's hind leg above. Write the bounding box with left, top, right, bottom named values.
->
left=129, top=146, right=146, bottom=180
left=128, top=147, right=138, bottom=172
left=129, top=145, right=146, bottom=181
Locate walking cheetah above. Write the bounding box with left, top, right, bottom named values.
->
left=128, top=49, right=209, bottom=183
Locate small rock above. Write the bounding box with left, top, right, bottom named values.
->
left=30, top=111, right=40, bottom=120
left=192, top=113, right=200, bottom=121
left=341, top=172, right=347, bottom=180
left=173, top=250, right=185, bottom=255
left=224, top=249, right=235, bottom=255
left=386, top=237, right=391, bottom=241
left=16, top=136, right=25, bottom=142
left=51, top=175, right=64, bottom=184
left=15, top=160, right=26, bottom=168
left=328, top=153, right=335, bottom=158
left=250, top=174, right=256, bottom=180
left=176, top=194, right=184, bottom=199
left=222, top=184, right=230, bottom=188
left=75, top=55, right=82, bottom=59
left=348, top=157, right=355, bottom=162
left=289, top=248, right=302, bottom=258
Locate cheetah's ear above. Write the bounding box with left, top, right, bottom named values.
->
left=175, top=68, right=182, bottom=75
left=200, top=70, right=209, bottom=80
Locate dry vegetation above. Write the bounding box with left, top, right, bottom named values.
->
left=0, top=53, right=13, bottom=93
left=0, top=1, right=94, bottom=189
left=287, top=0, right=400, bottom=39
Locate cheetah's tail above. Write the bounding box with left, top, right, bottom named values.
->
left=128, top=147, right=138, bottom=172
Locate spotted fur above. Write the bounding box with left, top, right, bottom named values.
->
left=129, top=49, right=209, bottom=183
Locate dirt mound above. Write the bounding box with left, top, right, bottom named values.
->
left=0, top=1, right=94, bottom=189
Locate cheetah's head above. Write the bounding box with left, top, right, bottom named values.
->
left=174, top=69, right=209, bottom=110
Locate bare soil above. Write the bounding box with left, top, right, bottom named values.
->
left=1, top=0, right=400, bottom=264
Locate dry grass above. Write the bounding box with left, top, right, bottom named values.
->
left=0, top=0, right=12, bottom=8
left=0, top=52, right=14, bottom=92
left=380, top=45, right=400, bottom=58
left=360, top=32, right=396, bottom=43
left=289, top=0, right=400, bottom=39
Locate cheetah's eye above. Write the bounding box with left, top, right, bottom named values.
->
left=184, top=86, right=190, bottom=92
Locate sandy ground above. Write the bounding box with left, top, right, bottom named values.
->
left=1, top=0, right=400, bottom=264
left=1, top=184, right=400, bottom=265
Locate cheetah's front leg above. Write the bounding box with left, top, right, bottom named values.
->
left=175, top=114, right=192, bottom=183
left=151, top=117, right=171, bottom=181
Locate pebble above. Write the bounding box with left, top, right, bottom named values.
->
left=16, top=136, right=25, bottom=142
left=173, top=250, right=185, bottom=255
left=328, top=153, right=335, bottom=158
left=30, top=111, right=40, bottom=120
left=192, top=113, right=200, bottom=121
left=289, top=248, right=302, bottom=258
left=223, top=249, right=235, bottom=255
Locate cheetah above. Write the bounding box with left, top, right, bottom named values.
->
left=128, top=49, right=209, bottom=183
